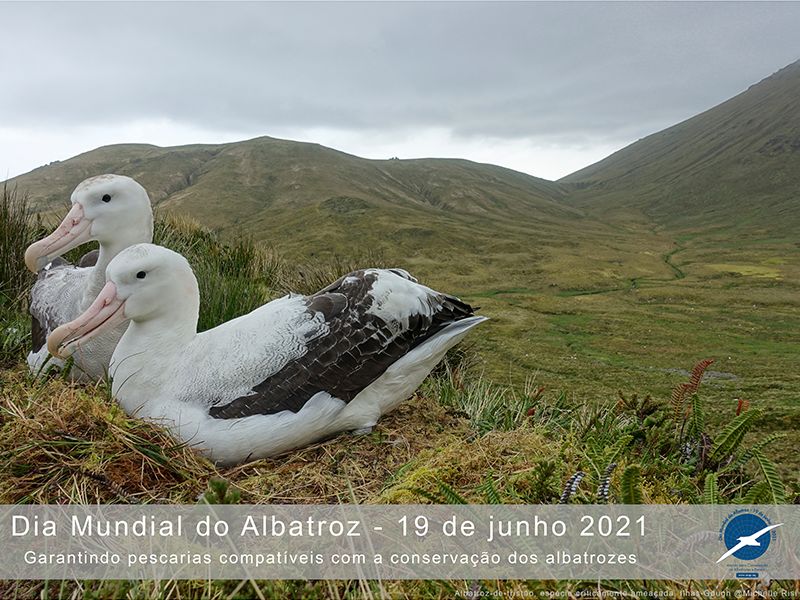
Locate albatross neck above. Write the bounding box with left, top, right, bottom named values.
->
left=110, top=301, right=200, bottom=399
left=83, top=239, right=133, bottom=308
left=82, top=221, right=153, bottom=308
left=126, top=311, right=198, bottom=347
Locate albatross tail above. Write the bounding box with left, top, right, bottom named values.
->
left=332, top=315, right=489, bottom=431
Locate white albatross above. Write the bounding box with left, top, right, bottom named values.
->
left=47, top=243, right=487, bottom=465
left=25, top=174, right=153, bottom=381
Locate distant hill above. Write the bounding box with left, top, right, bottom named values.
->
left=7, top=136, right=587, bottom=264
left=561, top=60, right=800, bottom=232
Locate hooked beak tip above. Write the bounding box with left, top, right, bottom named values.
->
left=24, top=243, right=44, bottom=273
left=47, top=325, right=70, bottom=358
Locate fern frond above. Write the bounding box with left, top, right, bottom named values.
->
left=559, top=471, right=585, bottom=504
left=437, top=481, right=469, bottom=505
left=671, top=383, right=691, bottom=423
left=619, top=464, right=643, bottom=504
left=604, top=435, right=633, bottom=465
left=687, top=394, right=705, bottom=438
left=703, top=473, right=719, bottom=504
left=710, top=408, right=762, bottom=462
left=406, top=487, right=444, bottom=504
left=752, top=450, right=786, bottom=504
left=687, top=359, right=715, bottom=394
left=477, top=475, right=502, bottom=505
left=596, top=463, right=617, bottom=505
left=724, top=433, right=787, bottom=473
left=740, top=481, right=772, bottom=504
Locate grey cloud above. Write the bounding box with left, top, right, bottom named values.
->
left=1, top=2, right=799, bottom=143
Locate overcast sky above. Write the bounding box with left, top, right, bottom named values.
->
left=1, top=2, right=799, bottom=181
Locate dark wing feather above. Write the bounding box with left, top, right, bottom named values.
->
left=41, top=257, right=70, bottom=270
left=31, top=314, right=46, bottom=353
left=209, top=270, right=474, bottom=419
left=77, top=248, right=100, bottom=268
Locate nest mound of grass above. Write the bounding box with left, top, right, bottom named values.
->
left=1, top=367, right=513, bottom=505
left=0, top=370, right=216, bottom=503
left=230, top=392, right=474, bottom=504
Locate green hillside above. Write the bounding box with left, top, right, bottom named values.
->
left=562, top=60, right=800, bottom=233
left=9, top=135, right=660, bottom=303
left=9, top=136, right=582, bottom=260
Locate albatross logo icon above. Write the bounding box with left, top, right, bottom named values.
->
left=717, top=513, right=782, bottom=563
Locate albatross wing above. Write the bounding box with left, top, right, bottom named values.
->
left=208, top=269, right=476, bottom=419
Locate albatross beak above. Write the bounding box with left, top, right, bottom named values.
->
left=47, top=281, right=127, bottom=358
left=24, top=203, right=93, bottom=272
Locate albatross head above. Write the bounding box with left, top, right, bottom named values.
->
left=47, top=244, right=199, bottom=358
left=24, top=174, right=153, bottom=272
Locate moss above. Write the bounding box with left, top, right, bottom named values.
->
left=378, top=428, right=557, bottom=504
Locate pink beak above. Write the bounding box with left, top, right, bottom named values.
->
left=47, top=281, right=128, bottom=358
left=24, top=203, right=92, bottom=272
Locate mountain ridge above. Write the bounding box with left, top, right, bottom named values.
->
left=559, top=59, right=800, bottom=231
left=7, top=135, right=596, bottom=277
left=12, top=134, right=570, bottom=213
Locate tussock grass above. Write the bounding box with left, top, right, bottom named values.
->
left=230, top=394, right=474, bottom=505
left=0, top=309, right=29, bottom=369
left=0, top=184, right=40, bottom=366
left=280, top=249, right=391, bottom=296
left=0, top=183, right=38, bottom=308
left=2, top=362, right=795, bottom=598
left=422, top=360, right=542, bottom=434
left=0, top=370, right=216, bottom=504
left=1, top=366, right=518, bottom=506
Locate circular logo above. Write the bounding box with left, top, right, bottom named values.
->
left=722, top=514, right=772, bottom=561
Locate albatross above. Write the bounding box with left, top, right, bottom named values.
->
left=25, top=174, right=153, bottom=380
left=47, top=243, right=487, bottom=465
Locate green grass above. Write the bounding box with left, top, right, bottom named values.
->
left=151, top=214, right=284, bottom=332
left=0, top=184, right=39, bottom=366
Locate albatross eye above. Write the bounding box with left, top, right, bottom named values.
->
left=136, top=271, right=147, bottom=279
left=102, top=194, right=111, bottom=203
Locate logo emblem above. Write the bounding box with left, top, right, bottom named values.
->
left=717, top=513, right=782, bottom=563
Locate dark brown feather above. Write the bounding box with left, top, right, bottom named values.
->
left=77, top=248, right=100, bottom=268
left=209, top=270, right=474, bottom=419
left=31, top=315, right=46, bottom=352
